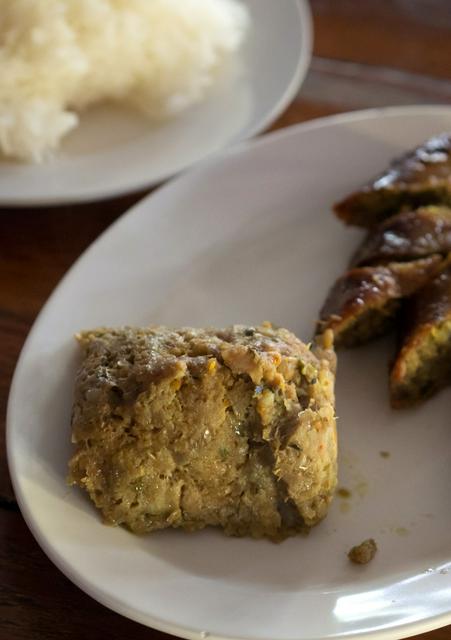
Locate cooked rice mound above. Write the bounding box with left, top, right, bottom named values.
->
left=0, top=0, right=249, bottom=162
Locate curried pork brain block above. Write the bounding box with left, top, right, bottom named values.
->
left=68, top=323, right=337, bottom=541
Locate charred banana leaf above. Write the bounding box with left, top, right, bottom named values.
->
left=390, top=258, right=451, bottom=408
left=352, top=205, right=451, bottom=267
left=334, top=134, right=451, bottom=228
left=317, top=256, right=442, bottom=348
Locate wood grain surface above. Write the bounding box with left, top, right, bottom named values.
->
left=1, top=1, right=450, bottom=638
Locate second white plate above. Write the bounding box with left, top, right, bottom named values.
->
left=0, top=0, right=311, bottom=207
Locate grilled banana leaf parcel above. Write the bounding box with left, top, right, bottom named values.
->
left=317, top=256, right=442, bottom=348
left=390, top=259, right=451, bottom=408
left=334, top=134, right=451, bottom=228
left=351, top=206, right=451, bottom=267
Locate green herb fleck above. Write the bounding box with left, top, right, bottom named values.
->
left=219, top=447, right=229, bottom=461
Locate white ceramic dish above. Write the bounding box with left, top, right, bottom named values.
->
left=7, top=105, right=451, bottom=640
left=0, top=0, right=311, bottom=208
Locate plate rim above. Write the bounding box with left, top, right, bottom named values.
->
left=0, top=0, right=312, bottom=208
left=7, top=103, right=451, bottom=640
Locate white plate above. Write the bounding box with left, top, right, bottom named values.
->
left=7, top=105, right=451, bottom=640
left=0, top=0, right=311, bottom=208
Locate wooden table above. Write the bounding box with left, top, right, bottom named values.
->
left=1, top=2, right=451, bottom=638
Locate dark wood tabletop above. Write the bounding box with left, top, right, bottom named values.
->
left=1, top=1, right=451, bottom=638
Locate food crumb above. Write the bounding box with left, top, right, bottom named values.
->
left=340, top=502, right=351, bottom=514
left=394, top=526, right=409, bottom=537
left=379, top=451, right=390, bottom=458
left=355, top=481, right=368, bottom=498
left=348, top=538, right=377, bottom=565
left=337, top=487, right=352, bottom=498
